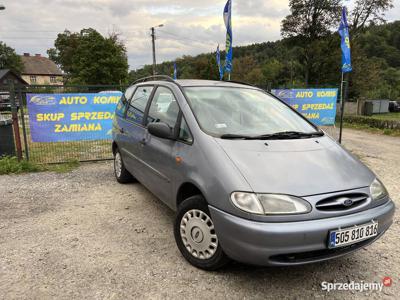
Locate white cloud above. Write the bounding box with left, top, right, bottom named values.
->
left=0, top=0, right=398, bottom=70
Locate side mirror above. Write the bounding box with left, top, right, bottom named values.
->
left=148, top=122, right=174, bottom=140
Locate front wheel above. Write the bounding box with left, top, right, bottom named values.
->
left=174, top=195, right=230, bottom=270
left=114, top=149, right=134, bottom=183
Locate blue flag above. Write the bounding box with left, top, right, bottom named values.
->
left=216, top=45, right=224, bottom=80
left=173, top=62, right=177, bottom=80
left=338, top=7, right=352, bottom=73
left=223, top=0, right=233, bottom=74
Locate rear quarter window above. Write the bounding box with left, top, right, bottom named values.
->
left=115, top=87, right=136, bottom=118
left=115, top=95, right=128, bottom=118
left=126, top=86, right=154, bottom=125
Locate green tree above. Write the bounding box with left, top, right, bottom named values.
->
left=350, top=0, right=394, bottom=34
left=232, top=56, right=258, bottom=81
left=48, top=28, right=129, bottom=85
left=351, top=51, right=383, bottom=99
left=382, top=68, right=400, bottom=100
left=0, top=42, right=23, bottom=74
left=281, top=0, right=341, bottom=86
left=282, top=0, right=341, bottom=39
left=281, top=0, right=394, bottom=88
left=130, top=20, right=399, bottom=100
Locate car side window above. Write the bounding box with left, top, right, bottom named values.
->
left=179, top=117, right=193, bottom=144
left=126, top=86, right=154, bottom=125
left=147, top=87, right=179, bottom=129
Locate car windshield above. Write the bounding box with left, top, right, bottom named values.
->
left=184, top=86, right=317, bottom=137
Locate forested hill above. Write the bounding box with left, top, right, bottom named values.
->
left=130, top=21, right=400, bottom=100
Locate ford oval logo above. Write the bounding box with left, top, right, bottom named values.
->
left=343, top=199, right=353, bottom=207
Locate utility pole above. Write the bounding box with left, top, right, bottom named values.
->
left=151, top=27, right=156, bottom=76
left=150, top=24, right=164, bottom=76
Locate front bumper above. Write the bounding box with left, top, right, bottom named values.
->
left=209, top=200, right=395, bottom=266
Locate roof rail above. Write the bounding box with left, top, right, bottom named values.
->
left=131, top=75, right=176, bottom=86
left=129, top=76, right=262, bottom=93
left=225, top=80, right=259, bottom=89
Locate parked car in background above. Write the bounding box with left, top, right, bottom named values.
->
left=389, top=101, right=400, bottom=112
left=112, top=76, right=395, bottom=270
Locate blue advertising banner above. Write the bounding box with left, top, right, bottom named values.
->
left=27, top=93, right=122, bottom=142
left=271, top=89, right=338, bottom=126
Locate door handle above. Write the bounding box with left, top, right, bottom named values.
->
left=140, top=138, right=147, bottom=146
left=119, top=127, right=124, bottom=134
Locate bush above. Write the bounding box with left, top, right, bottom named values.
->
left=0, top=156, right=43, bottom=175
left=343, top=115, right=400, bottom=130
left=0, top=157, right=79, bottom=175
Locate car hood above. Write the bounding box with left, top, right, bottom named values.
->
left=214, top=136, right=375, bottom=196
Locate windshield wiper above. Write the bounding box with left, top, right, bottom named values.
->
left=220, top=134, right=256, bottom=140
left=220, top=131, right=324, bottom=140
left=254, top=131, right=324, bottom=140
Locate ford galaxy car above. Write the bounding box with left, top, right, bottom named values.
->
left=112, top=76, right=395, bottom=270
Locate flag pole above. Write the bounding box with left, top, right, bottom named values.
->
left=339, top=72, right=344, bottom=140
left=338, top=6, right=352, bottom=144
left=339, top=72, right=349, bottom=144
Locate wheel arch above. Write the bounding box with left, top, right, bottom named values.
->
left=112, top=141, right=118, bottom=155
left=176, top=181, right=207, bottom=208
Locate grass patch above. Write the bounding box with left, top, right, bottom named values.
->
left=0, top=156, right=80, bottom=175
left=46, top=160, right=80, bottom=173
left=0, top=156, right=43, bottom=175
left=341, top=122, right=400, bottom=137
left=370, top=113, right=400, bottom=121
left=342, top=115, right=400, bottom=131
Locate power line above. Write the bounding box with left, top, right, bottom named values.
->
left=3, top=30, right=63, bottom=33
left=4, top=28, right=126, bottom=33
left=0, top=29, right=219, bottom=48
left=157, top=29, right=217, bottom=46
left=157, top=34, right=199, bottom=44
left=0, top=37, right=55, bottom=40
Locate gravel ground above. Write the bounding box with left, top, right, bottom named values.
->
left=0, top=128, right=398, bottom=300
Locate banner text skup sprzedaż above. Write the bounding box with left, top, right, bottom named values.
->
left=27, top=93, right=122, bottom=142
left=271, top=89, right=338, bottom=126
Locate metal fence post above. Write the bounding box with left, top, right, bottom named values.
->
left=17, top=86, right=30, bottom=161
left=9, top=82, right=23, bottom=161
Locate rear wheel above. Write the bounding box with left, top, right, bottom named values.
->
left=174, top=195, right=230, bottom=270
left=114, top=149, right=134, bottom=183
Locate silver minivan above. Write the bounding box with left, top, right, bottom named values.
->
left=112, top=76, right=395, bottom=270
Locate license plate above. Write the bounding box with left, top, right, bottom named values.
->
left=328, top=222, right=378, bottom=248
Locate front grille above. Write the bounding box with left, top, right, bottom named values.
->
left=315, top=193, right=368, bottom=211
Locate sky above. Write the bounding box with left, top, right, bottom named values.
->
left=0, top=0, right=399, bottom=70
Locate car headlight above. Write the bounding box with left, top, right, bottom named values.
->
left=230, top=192, right=264, bottom=214
left=230, top=192, right=311, bottom=215
left=370, top=178, right=388, bottom=201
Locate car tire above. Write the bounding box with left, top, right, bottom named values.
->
left=174, top=195, right=230, bottom=270
left=114, top=148, right=134, bottom=184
